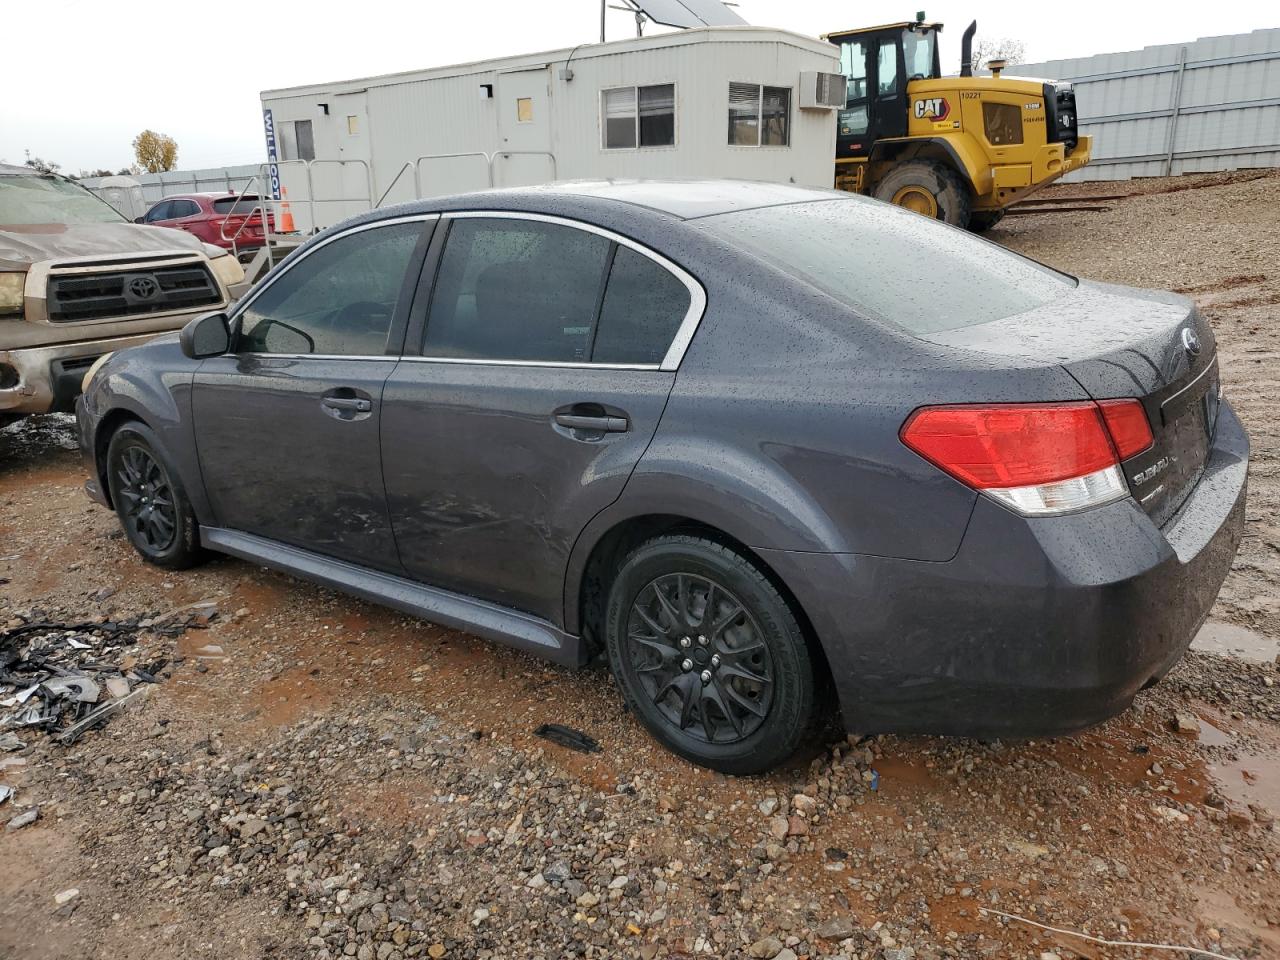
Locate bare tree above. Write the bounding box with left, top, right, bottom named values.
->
left=972, top=37, right=1027, bottom=69
left=132, top=130, right=179, bottom=173
left=23, top=149, right=61, bottom=174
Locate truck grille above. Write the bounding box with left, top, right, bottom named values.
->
left=46, top=262, right=221, bottom=323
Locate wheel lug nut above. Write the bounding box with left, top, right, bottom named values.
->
left=681, top=659, right=693, bottom=671
left=679, top=637, right=691, bottom=648
left=711, top=654, right=721, bottom=667
left=699, top=670, right=712, bottom=684
left=697, top=635, right=708, bottom=645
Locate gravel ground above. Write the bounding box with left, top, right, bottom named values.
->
left=2, top=170, right=1279, bottom=960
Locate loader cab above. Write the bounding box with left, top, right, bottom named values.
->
left=826, top=21, right=942, bottom=158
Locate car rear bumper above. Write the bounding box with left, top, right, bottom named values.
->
left=761, top=399, right=1249, bottom=738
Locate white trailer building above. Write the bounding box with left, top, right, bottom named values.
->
left=259, top=26, right=843, bottom=232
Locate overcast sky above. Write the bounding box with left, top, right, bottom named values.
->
left=4, top=0, right=1275, bottom=173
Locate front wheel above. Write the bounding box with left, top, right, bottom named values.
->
left=604, top=535, right=819, bottom=775
left=106, top=422, right=206, bottom=569
left=873, top=160, right=972, bottom=228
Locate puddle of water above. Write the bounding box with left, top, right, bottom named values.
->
left=1191, top=620, right=1278, bottom=663
left=1209, top=746, right=1280, bottom=819
left=1196, top=717, right=1233, bottom=748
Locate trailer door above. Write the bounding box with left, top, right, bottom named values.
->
left=495, top=68, right=555, bottom=187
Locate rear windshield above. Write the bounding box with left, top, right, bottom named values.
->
left=212, top=196, right=263, bottom=215
left=698, top=198, right=1074, bottom=334
left=0, top=174, right=126, bottom=226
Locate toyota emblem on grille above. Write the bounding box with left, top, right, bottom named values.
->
left=127, top=276, right=160, bottom=300
left=1181, top=327, right=1201, bottom=357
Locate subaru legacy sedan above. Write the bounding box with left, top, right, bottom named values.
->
left=76, top=181, right=1247, bottom=774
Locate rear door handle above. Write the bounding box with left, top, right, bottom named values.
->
left=323, top=396, right=372, bottom=412
left=554, top=413, right=629, bottom=433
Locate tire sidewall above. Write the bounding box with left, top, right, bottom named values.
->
left=873, top=162, right=971, bottom=227
left=106, top=423, right=200, bottom=568
left=604, top=538, right=814, bottom=774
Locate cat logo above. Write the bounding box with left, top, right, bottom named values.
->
left=913, top=97, right=950, bottom=121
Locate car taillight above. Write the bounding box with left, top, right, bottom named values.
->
left=1098, top=398, right=1154, bottom=459
left=900, top=400, right=1152, bottom=516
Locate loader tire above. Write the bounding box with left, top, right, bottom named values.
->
left=873, top=161, right=972, bottom=228
left=967, top=209, right=1006, bottom=233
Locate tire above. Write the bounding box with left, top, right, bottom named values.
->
left=967, top=209, right=1006, bottom=233
left=873, top=160, right=973, bottom=228
left=604, top=535, right=819, bottom=775
left=105, top=422, right=206, bottom=569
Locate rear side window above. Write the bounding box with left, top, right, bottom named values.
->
left=424, top=218, right=610, bottom=363
left=593, top=246, right=690, bottom=364
left=698, top=198, right=1073, bottom=335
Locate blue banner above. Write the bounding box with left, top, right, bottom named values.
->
left=262, top=109, right=281, bottom=201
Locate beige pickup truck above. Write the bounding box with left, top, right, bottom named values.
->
left=1, top=164, right=248, bottom=425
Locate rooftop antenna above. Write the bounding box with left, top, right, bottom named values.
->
left=601, top=0, right=745, bottom=42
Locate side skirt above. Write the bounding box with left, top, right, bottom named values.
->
left=199, top=526, right=584, bottom=668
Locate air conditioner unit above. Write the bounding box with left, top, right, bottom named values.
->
left=799, top=71, right=846, bottom=110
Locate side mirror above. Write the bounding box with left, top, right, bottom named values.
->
left=179, top=311, right=231, bottom=359
left=133, top=216, right=145, bottom=224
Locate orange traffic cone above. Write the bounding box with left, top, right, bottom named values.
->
left=277, top=188, right=296, bottom=233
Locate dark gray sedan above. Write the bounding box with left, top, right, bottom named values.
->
left=76, top=180, right=1248, bottom=774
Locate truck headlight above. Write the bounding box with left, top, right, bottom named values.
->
left=0, top=273, right=24, bottom=317
left=209, top=253, right=246, bottom=292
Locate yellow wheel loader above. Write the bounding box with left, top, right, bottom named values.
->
left=824, top=17, right=1092, bottom=231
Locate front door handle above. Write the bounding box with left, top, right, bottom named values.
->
left=322, top=396, right=371, bottom=413
left=554, top=413, right=628, bottom=433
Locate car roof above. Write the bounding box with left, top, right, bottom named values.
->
left=421, top=179, right=844, bottom=221
left=513, top=179, right=841, bottom=220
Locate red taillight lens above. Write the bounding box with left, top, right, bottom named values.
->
left=901, top=402, right=1120, bottom=489
left=1097, top=399, right=1154, bottom=460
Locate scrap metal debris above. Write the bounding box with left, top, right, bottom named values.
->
left=0, top=606, right=216, bottom=744
left=533, top=723, right=601, bottom=754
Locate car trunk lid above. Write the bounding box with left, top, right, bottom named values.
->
left=920, top=280, right=1218, bottom=527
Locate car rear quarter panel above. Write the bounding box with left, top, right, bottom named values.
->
left=563, top=233, right=1093, bottom=630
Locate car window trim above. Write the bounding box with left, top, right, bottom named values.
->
left=411, top=210, right=707, bottom=373
left=227, top=213, right=440, bottom=360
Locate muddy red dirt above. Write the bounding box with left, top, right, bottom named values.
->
left=2, top=171, right=1279, bottom=960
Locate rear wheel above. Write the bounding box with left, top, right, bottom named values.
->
left=604, top=535, right=818, bottom=775
left=967, top=209, right=1006, bottom=233
left=873, top=160, right=972, bottom=228
left=106, top=422, right=205, bottom=569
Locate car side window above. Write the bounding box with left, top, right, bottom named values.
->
left=237, top=220, right=423, bottom=356
left=145, top=201, right=171, bottom=222
left=423, top=218, right=610, bottom=363
left=169, top=199, right=199, bottom=219
left=592, top=246, right=691, bottom=365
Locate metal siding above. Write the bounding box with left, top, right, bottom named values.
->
left=261, top=30, right=839, bottom=228
left=1016, top=28, right=1280, bottom=181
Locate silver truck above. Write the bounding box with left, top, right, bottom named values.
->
left=1, top=163, right=248, bottom=425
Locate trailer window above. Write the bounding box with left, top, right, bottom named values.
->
left=728, top=84, right=791, bottom=147
left=602, top=84, right=675, bottom=149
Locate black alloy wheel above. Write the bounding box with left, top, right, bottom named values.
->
left=627, top=572, right=773, bottom=745
left=105, top=422, right=205, bottom=569
left=115, top=445, right=178, bottom=552
left=605, top=535, right=819, bottom=775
